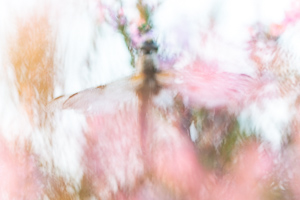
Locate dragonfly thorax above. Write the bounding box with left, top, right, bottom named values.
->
left=137, top=40, right=161, bottom=99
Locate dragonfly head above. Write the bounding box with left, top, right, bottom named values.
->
left=141, top=39, right=158, bottom=55
left=137, top=39, right=159, bottom=76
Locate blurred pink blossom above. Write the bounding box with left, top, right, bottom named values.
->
left=202, top=142, right=274, bottom=200
left=83, top=101, right=144, bottom=199
left=0, top=138, right=42, bottom=199
left=82, top=98, right=205, bottom=199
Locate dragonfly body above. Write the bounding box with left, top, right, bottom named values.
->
left=135, top=40, right=163, bottom=142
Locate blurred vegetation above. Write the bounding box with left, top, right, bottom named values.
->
left=9, top=13, right=55, bottom=126
left=5, top=0, right=300, bottom=199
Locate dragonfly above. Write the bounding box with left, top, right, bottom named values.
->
left=48, top=39, right=254, bottom=125
left=47, top=39, right=256, bottom=199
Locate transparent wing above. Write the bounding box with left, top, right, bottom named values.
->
left=157, top=65, right=256, bottom=110
left=47, top=75, right=143, bottom=115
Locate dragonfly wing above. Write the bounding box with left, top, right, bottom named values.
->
left=157, top=67, right=255, bottom=110
left=48, top=75, right=143, bottom=115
